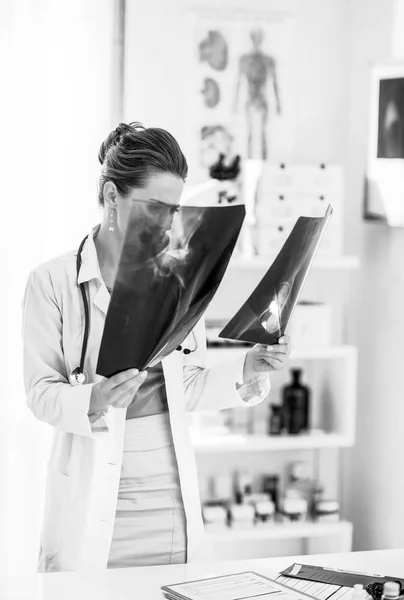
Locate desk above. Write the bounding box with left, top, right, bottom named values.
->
left=1, top=550, right=403, bottom=600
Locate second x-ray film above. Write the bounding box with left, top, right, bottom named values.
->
left=219, top=205, right=333, bottom=346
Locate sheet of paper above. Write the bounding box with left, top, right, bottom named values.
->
left=162, top=571, right=327, bottom=600
left=275, top=574, right=353, bottom=600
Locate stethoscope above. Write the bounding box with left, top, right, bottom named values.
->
left=69, top=229, right=198, bottom=385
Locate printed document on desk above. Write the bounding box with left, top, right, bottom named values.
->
left=275, top=572, right=354, bottom=600
left=161, top=570, right=330, bottom=600
left=277, top=562, right=404, bottom=599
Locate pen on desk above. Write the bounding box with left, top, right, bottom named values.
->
left=323, top=568, right=386, bottom=578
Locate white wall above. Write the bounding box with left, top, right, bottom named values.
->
left=342, top=0, right=404, bottom=551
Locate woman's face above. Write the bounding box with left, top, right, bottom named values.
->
left=115, top=172, right=184, bottom=235
left=107, top=172, right=184, bottom=261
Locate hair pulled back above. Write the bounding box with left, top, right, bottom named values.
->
left=98, top=121, right=188, bottom=206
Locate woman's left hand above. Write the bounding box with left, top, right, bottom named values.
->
left=243, top=335, right=291, bottom=380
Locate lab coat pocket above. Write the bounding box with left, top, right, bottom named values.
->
left=41, top=465, right=70, bottom=562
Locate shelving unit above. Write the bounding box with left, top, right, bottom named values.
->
left=230, top=255, right=360, bottom=271
left=191, top=432, right=352, bottom=453
left=201, top=521, right=354, bottom=560
left=192, top=341, right=358, bottom=559
left=206, top=344, right=357, bottom=362
left=205, top=520, right=352, bottom=542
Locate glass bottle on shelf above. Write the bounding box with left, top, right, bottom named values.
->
left=262, top=474, right=280, bottom=513
left=268, top=404, right=283, bottom=435
left=282, top=368, right=310, bottom=434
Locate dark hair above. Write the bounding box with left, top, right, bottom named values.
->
left=97, top=121, right=188, bottom=207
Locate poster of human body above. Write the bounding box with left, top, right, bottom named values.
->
left=184, top=11, right=297, bottom=186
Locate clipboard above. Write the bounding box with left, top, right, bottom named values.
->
left=280, top=563, right=404, bottom=589
left=161, top=570, right=325, bottom=600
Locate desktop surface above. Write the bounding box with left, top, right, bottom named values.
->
left=1, top=549, right=403, bottom=600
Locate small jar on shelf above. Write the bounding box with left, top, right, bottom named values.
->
left=246, top=494, right=276, bottom=524
left=314, top=499, right=340, bottom=523
left=280, top=489, right=308, bottom=523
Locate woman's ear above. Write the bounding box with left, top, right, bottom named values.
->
left=103, top=181, right=118, bottom=209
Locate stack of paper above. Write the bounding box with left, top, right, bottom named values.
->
left=162, top=571, right=320, bottom=600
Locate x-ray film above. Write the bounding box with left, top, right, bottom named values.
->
left=96, top=201, right=245, bottom=377
left=219, top=205, right=333, bottom=346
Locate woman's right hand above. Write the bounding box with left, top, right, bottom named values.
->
left=88, top=369, right=148, bottom=416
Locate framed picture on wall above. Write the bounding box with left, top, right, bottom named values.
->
left=364, top=60, right=404, bottom=225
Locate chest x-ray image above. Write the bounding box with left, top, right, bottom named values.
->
left=97, top=202, right=245, bottom=377
left=377, top=77, right=404, bottom=159
left=220, top=205, right=333, bottom=346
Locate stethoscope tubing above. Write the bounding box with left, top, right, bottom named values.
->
left=76, top=235, right=91, bottom=377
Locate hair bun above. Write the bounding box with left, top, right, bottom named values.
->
left=98, top=121, right=146, bottom=165
left=115, top=122, right=132, bottom=137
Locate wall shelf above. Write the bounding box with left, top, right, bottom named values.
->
left=191, top=431, right=353, bottom=453
left=229, top=255, right=360, bottom=270
left=204, top=520, right=353, bottom=542
left=207, top=345, right=358, bottom=362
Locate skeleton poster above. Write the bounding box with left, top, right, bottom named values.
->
left=185, top=11, right=297, bottom=185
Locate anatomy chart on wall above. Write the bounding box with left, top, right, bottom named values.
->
left=184, top=10, right=297, bottom=185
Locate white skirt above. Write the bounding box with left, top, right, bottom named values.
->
left=107, top=412, right=187, bottom=568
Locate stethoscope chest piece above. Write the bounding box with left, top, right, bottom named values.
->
left=69, top=367, right=88, bottom=386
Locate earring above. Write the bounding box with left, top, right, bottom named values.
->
left=108, top=209, right=115, bottom=233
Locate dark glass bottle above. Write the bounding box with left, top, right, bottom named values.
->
left=282, top=369, right=310, bottom=435
left=268, top=404, right=283, bottom=435
left=262, top=475, right=280, bottom=513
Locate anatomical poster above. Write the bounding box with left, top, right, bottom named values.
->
left=184, top=10, right=297, bottom=184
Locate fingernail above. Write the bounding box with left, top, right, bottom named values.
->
left=254, top=346, right=260, bottom=353
left=140, top=371, right=148, bottom=379
left=132, top=369, right=139, bottom=375
left=267, top=346, right=274, bottom=351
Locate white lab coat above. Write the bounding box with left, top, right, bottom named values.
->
left=22, top=228, right=269, bottom=572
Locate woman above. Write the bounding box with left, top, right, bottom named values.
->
left=22, top=122, right=291, bottom=573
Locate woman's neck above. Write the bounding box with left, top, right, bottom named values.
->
left=94, top=221, right=124, bottom=286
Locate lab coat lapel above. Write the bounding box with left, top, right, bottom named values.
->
left=162, top=351, right=206, bottom=561
left=162, top=351, right=183, bottom=410
left=93, top=284, right=110, bottom=315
